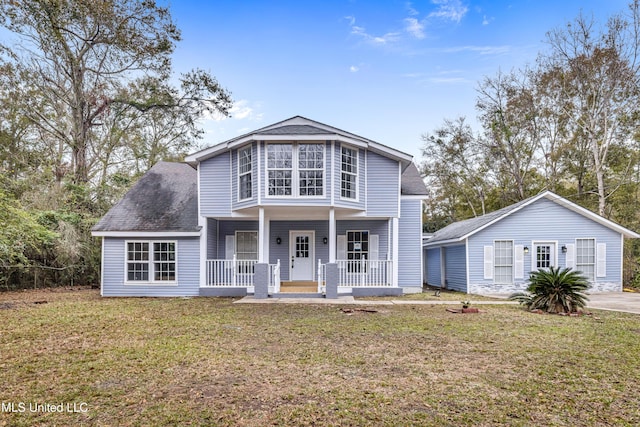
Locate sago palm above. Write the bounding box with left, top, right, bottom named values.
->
left=509, top=266, right=590, bottom=314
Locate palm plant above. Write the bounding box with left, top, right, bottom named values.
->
left=509, top=266, right=590, bottom=314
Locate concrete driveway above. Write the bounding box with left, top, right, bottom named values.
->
left=587, top=292, right=640, bottom=314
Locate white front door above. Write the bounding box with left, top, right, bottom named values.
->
left=290, top=231, right=314, bottom=281
left=533, top=242, right=556, bottom=270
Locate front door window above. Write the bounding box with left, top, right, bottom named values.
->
left=534, top=242, right=556, bottom=270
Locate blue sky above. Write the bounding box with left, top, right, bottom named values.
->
left=36, top=1, right=640, bottom=161
left=168, top=0, right=629, bottom=159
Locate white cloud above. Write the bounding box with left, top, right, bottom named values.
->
left=405, top=2, right=419, bottom=16
left=348, top=16, right=400, bottom=45
left=201, top=99, right=263, bottom=122
left=428, top=0, right=468, bottom=23
left=350, top=65, right=359, bottom=73
left=404, top=17, right=425, bottom=39
left=482, top=15, right=491, bottom=26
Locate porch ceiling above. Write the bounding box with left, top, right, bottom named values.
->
left=211, top=206, right=386, bottom=221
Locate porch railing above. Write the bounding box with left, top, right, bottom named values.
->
left=317, top=259, right=325, bottom=293
left=337, top=259, right=393, bottom=287
left=205, top=257, right=257, bottom=287
left=269, top=260, right=281, bottom=293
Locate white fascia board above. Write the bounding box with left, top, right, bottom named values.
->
left=367, top=141, right=413, bottom=163
left=401, top=195, right=427, bottom=200
left=92, top=231, right=202, bottom=237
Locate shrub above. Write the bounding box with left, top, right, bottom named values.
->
left=509, top=266, right=590, bottom=314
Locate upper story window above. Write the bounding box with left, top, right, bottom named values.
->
left=341, top=146, right=358, bottom=199
left=267, top=144, right=293, bottom=196
left=267, top=143, right=324, bottom=197
left=298, top=143, right=324, bottom=196
left=238, top=146, right=252, bottom=200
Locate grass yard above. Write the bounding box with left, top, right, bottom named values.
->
left=1, top=288, right=640, bottom=426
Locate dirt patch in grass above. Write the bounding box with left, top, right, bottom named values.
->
left=1, top=288, right=640, bottom=426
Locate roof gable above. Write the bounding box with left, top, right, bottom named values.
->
left=92, top=162, right=199, bottom=233
left=425, top=191, right=639, bottom=245
left=185, top=115, right=413, bottom=166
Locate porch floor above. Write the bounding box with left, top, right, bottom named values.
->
left=279, top=281, right=320, bottom=293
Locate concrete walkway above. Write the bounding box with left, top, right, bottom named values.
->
left=586, top=292, right=640, bottom=314
left=235, top=292, right=640, bottom=314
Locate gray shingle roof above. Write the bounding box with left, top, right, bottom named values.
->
left=92, top=162, right=199, bottom=232
left=259, top=125, right=331, bottom=135
left=425, top=194, right=538, bottom=244
left=401, top=162, right=428, bottom=196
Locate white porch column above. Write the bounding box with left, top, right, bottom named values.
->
left=258, top=207, right=266, bottom=263
left=392, top=217, right=399, bottom=287
left=199, top=216, right=207, bottom=287
left=329, top=207, right=336, bottom=262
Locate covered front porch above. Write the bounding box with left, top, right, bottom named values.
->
left=198, top=206, right=401, bottom=298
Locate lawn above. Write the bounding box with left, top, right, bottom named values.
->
left=1, top=288, right=640, bottom=426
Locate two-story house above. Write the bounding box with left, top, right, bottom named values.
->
left=92, top=116, right=428, bottom=298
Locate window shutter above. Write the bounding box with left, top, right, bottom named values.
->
left=483, top=246, right=493, bottom=280
left=337, top=235, right=346, bottom=260
left=514, top=245, right=524, bottom=279
left=370, top=235, right=379, bottom=261
left=565, top=244, right=575, bottom=270
left=225, top=235, right=235, bottom=260
left=597, top=243, right=606, bottom=277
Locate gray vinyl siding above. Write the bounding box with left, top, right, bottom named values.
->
left=467, top=197, right=623, bottom=290
left=231, top=142, right=257, bottom=210
left=101, top=237, right=200, bottom=297
left=334, top=143, right=365, bottom=210
left=199, top=153, right=232, bottom=217
left=336, top=219, right=389, bottom=261
left=269, top=220, right=330, bottom=281
left=260, top=141, right=331, bottom=206
left=397, top=199, right=422, bottom=287
left=207, top=218, right=218, bottom=259
left=426, top=247, right=441, bottom=286
left=365, top=151, right=399, bottom=217
left=444, top=245, right=467, bottom=292
left=217, top=220, right=259, bottom=258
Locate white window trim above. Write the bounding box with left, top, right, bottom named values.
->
left=235, top=230, right=259, bottom=260
left=493, top=239, right=514, bottom=285
left=265, top=142, right=326, bottom=199
left=575, top=237, right=596, bottom=281
left=340, top=144, right=359, bottom=201
left=124, top=240, right=178, bottom=286
left=237, top=144, right=253, bottom=202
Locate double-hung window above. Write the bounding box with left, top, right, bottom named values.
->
left=576, top=238, right=595, bottom=281
left=238, top=146, right=252, bottom=200
left=267, top=144, right=293, bottom=196
left=494, top=240, right=513, bottom=284
left=298, top=144, right=324, bottom=196
left=267, top=143, right=324, bottom=197
left=346, top=230, right=369, bottom=272
left=341, top=146, right=358, bottom=199
left=127, top=241, right=176, bottom=283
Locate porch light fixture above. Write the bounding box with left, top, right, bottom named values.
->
left=276, top=237, right=282, bottom=245
left=562, top=245, right=567, bottom=253
left=523, top=246, right=529, bottom=254
left=323, top=237, right=327, bottom=244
